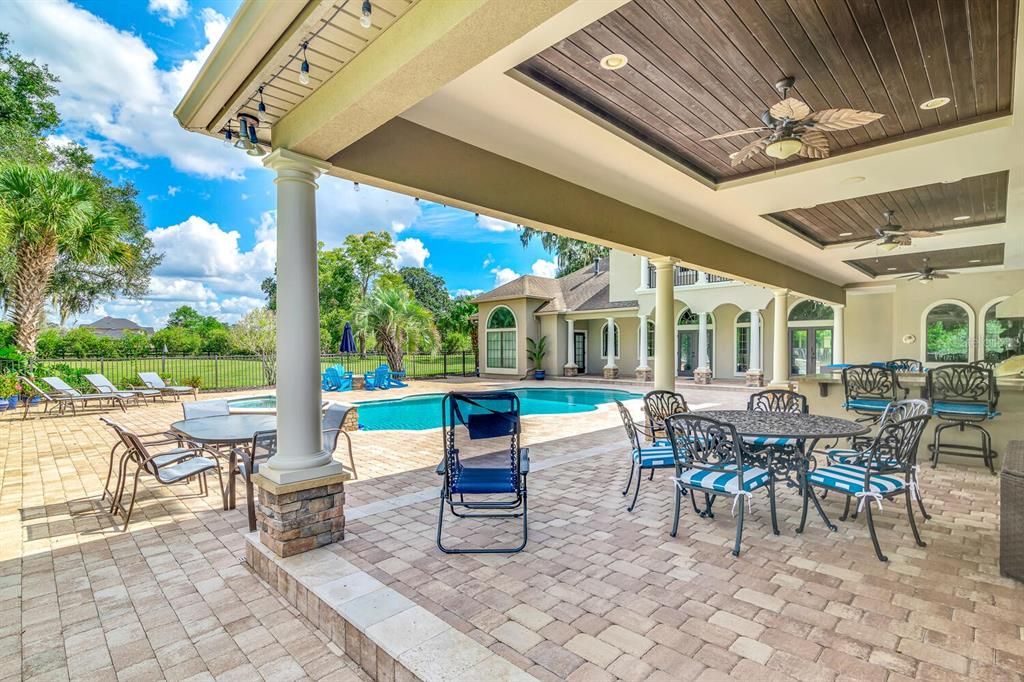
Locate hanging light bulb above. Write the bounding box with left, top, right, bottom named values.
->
left=360, top=0, right=373, bottom=28
left=299, top=42, right=310, bottom=85
left=223, top=128, right=233, bottom=147
left=353, top=182, right=360, bottom=192
left=257, top=85, right=266, bottom=114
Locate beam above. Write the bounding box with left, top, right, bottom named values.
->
left=330, top=119, right=845, bottom=303
left=273, top=0, right=575, bottom=159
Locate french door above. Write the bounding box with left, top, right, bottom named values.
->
left=790, top=327, right=832, bottom=376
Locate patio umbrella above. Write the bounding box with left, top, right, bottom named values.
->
left=339, top=322, right=356, bottom=354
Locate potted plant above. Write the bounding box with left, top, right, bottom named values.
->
left=0, top=374, right=17, bottom=411
left=527, top=336, right=548, bottom=380
left=185, top=375, right=203, bottom=392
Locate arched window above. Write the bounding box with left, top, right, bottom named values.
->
left=788, top=300, right=834, bottom=322
left=923, top=301, right=972, bottom=363
left=678, top=309, right=700, bottom=326
left=485, top=306, right=517, bottom=370
left=601, top=322, right=620, bottom=358
left=734, top=311, right=762, bottom=375
left=981, top=298, right=1023, bottom=362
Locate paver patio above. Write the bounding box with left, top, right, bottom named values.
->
left=2, top=378, right=1022, bottom=681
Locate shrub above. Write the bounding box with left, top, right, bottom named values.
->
left=0, top=373, right=19, bottom=397
left=33, top=362, right=94, bottom=390
left=184, top=375, right=203, bottom=390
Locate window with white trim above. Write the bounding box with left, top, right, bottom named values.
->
left=601, top=322, right=620, bottom=358
left=485, top=306, right=517, bottom=369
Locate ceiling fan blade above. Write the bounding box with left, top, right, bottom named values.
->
left=769, top=97, right=811, bottom=120
left=797, top=141, right=828, bottom=159
left=894, top=235, right=912, bottom=245
left=806, top=108, right=885, bottom=131
left=931, top=273, right=950, bottom=279
left=895, top=273, right=920, bottom=279
left=729, top=137, right=769, bottom=166
left=852, top=239, right=876, bottom=249
left=800, top=129, right=829, bottom=151
left=904, top=230, right=940, bottom=238
left=703, top=127, right=767, bottom=140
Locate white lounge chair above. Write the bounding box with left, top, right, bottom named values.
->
left=39, top=376, right=131, bottom=414
left=137, top=372, right=196, bottom=400
left=86, top=374, right=160, bottom=404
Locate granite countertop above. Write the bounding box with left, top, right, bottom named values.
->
left=798, top=373, right=1024, bottom=392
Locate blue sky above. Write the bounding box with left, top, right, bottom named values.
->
left=0, top=0, right=554, bottom=328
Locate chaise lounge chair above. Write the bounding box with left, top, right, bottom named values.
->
left=18, top=376, right=87, bottom=419
left=40, top=376, right=132, bottom=414
left=137, top=372, right=197, bottom=400
left=86, top=374, right=161, bottom=404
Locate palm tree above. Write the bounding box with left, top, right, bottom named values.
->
left=354, top=282, right=439, bottom=371
left=0, top=163, right=130, bottom=353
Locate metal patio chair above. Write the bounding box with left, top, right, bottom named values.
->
left=801, top=412, right=931, bottom=562
left=615, top=399, right=677, bottom=512
left=643, top=390, right=688, bottom=440
left=886, top=358, right=923, bottom=373
left=322, top=402, right=357, bottom=477
left=665, top=413, right=777, bottom=556
left=231, top=430, right=277, bottom=532
left=182, top=399, right=230, bottom=420
left=927, top=364, right=1000, bottom=474
left=842, top=365, right=899, bottom=426
left=436, top=391, right=528, bottom=554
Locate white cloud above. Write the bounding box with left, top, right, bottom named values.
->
left=491, top=267, right=520, bottom=287
left=477, top=216, right=517, bottom=233
left=167, top=185, right=180, bottom=197
left=315, top=177, right=421, bottom=246
left=394, top=238, right=429, bottom=268
left=482, top=255, right=494, bottom=269
left=453, top=288, right=483, bottom=298
left=0, top=1, right=252, bottom=179
left=148, top=0, right=189, bottom=25
left=531, top=259, right=558, bottom=278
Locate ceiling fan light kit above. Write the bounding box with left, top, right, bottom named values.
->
left=765, top=137, right=802, bottom=159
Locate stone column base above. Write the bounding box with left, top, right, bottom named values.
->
left=693, top=368, right=713, bottom=385
left=563, top=364, right=578, bottom=377
left=744, top=370, right=765, bottom=388
left=635, top=367, right=653, bottom=382
left=603, top=366, right=620, bottom=379
left=253, top=472, right=349, bottom=557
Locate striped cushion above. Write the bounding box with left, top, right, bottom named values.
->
left=675, top=464, right=770, bottom=494
left=743, top=435, right=797, bottom=448
left=825, top=448, right=899, bottom=469
left=932, top=401, right=999, bottom=419
left=807, top=463, right=905, bottom=495
left=843, top=398, right=890, bottom=412
left=632, top=443, right=675, bottom=468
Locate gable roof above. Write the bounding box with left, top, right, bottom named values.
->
left=83, top=316, right=145, bottom=330
left=474, top=258, right=637, bottom=314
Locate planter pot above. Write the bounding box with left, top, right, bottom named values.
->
left=7, top=396, right=18, bottom=409
left=29, top=396, right=41, bottom=405
left=534, top=370, right=546, bottom=380
left=0, top=401, right=7, bottom=412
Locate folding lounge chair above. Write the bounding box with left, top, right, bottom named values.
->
left=41, top=376, right=131, bottom=414
left=436, top=391, right=529, bottom=554
left=137, top=372, right=196, bottom=400
left=86, top=374, right=161, bottom=404
left=18, top=376, right=79, bottom=419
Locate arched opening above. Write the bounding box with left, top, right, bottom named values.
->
left=788, top=300, right=833, bottom=376
left=677, top=308, right=713, bottom=377
left=485, top=305, right=517, bottom=372
left=922, top=301, right=973, bottom=364
left=734, top=311, right=763, bottom=376
left=981, top=297, right=1023, bottom=363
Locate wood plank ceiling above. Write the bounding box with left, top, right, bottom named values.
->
left=764, top=171, right=1009, bottom=246
left=515, top=0, right=1018, bottom=183
left=846, top=243, right=1005, bottom=277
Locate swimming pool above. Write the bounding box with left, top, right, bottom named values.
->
left=356, top=387, right=641, bottom=431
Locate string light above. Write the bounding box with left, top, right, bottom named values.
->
left=223, top=128, right=233, bottom=147
left=299, top=42, right=310, bottom=85
left=257, top=85, right=266, bottom=114
left=353, top=182, right=360, bottom=192
left=360, top=1, right=373, bottom=28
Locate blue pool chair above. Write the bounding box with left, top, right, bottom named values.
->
left=364, top=365, right=391, bottom=390
left=927, top=364, right=1000, bottom=474
left=387, top=368, right=408, bottom=388
left=436, top=391, right=528, bottom=554
left=321, top=366, right=353, bottom=392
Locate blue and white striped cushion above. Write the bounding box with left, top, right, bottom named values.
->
left=675, top=464, right=770, bottom=494
left=843, top=398, right=890, bottom=412
left=932, top=401, right=999, bottom=419
left=807, top=463, right=905, bottom=495
left=743, top=435, right=796, bottom=448
left=825, top=448, right=899, bottom=469
left=632, top=443, right=675, bottom=468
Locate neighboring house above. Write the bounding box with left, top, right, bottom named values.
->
left=78, top=316, right=155, bottom=339
left=476, top=249, right=1024, bottom=384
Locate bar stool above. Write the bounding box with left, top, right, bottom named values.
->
left=927, top=364, right=1000, bottom=474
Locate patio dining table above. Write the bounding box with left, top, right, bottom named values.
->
left=696, top=409, right=869, bottom=531
left=171, top=414, right=276, bottom=527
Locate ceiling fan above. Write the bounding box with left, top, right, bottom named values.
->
left=704, top=76, right=884, bottom=166
left=896, top=257, right=957, bottom=284
left=853, top=210, right=941, bottom=251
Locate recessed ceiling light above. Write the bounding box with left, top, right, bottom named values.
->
left=953, top=215, right=971, bottom=221
left=920, top=96, right=951, bottom=110
left=969, top=259, right=982, bottom=263
left=887, top=267, right=897, bottom=271
left=599, top=53, right=628, bottom=70
left=839, top=232, right=853, bottom=237
left=841, top=176, right=865, bottom=186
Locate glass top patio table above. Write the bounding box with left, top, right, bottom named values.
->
left=170, top=414, right=277, bottom=445
left=695, top=410, right=869, bottom=440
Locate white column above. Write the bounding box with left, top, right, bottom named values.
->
left=637, top=314, right=649, bottom=369
left=832, top=303, right=845, bottom=365
left=260, top=150, right=342, bottom=484
left=697, top=270, right=708, bottom=285
left=639, top=256, right=650, bottom=289
left=604, top=316, right=617, bottom=369
left=653, top=258, right=676, bottom=391
left=748, top=309, right=762, bottom=371
left=771, top=289, right=790, bottom=386
left=565, top=318, right=576, bottom=368
left=697, top=313, right=710, bottom=370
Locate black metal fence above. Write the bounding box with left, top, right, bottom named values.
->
left=0, top=351, right=478, bottom=391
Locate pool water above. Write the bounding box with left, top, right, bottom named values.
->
left=228, top=396, right=277, bottom=410
left=356, top=387, right=641, bottom=431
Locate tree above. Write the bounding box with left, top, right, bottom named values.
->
left=261, top=272, right=277, bottom=310
left=150, top=326, right=202, bottom=354
left=519, top=226, right=608, bottom=277
left=344, top=231, right=396, bottom=297
left=438, top=295, right=478, bottom=350
left=232, top=308, right=277, bottom=385
left=400, top=267, right=451, bottom=318
left=0, top=33, right=60, bottom=164
left=0, top=164, right=137, bottom=353
left=354, top=281, right=438, bottom=371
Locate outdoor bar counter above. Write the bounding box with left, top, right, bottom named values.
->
left=795, top=373, right=1024, bottom=469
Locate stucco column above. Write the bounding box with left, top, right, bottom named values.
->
left=694, top=312, right=712, bottom=384
left=639, top=256, right=650, bottom=289
left=653, top=258, right=676, bottom=391
left=260, top=150, right=342, bottom=485
left=746, top=309, right=764, bottom=387
left=636, top=313, right=651, bottom=382
left=771, top=289, right=791, bottom=387
left=832, top=303, right=845, bottom=365
left=604, top=316, right=618, bottom=378
left=564, top=318, right=577, bottom=376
